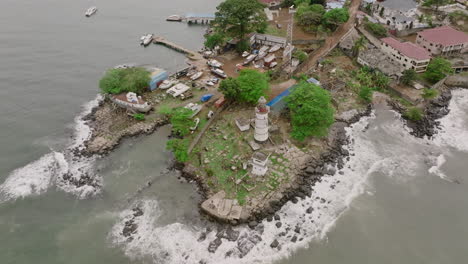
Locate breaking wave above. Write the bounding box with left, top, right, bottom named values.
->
left=110, top=90, right=468, bottom=264
left=0, top=95, right=103, bottom=202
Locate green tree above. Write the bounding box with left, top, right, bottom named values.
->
left=359, top=86, right=374, bottom=103
left=379, top=7, right=385, bottom=17
left=295, top=3, right=325, bottom=26
left=99, top=67, right=150, bottom=94
left=287, top=82, right=335, bottom=141
left=204, top=33, right=225, bottom=49
left=236, top=69, right=270, bottom=104
left=401, top=69, right=417, bottom=85
left=373, top=71, right=390, bottom=89
left=213, top=0, right=267, bottom=44
left=218, top=77, right=241, bottom=99
left=424, top=58, right=454, bottom=83
left=293, top=49, right=309, bottom=63
left=404, top=107, right=423, bottom=121
left=166, top=138, right=189, bottom=162
left=322, top=8, right=349, bottom=31
left=423, top=0, right=449, bottom=11
left=422, top=88, right=439, bottom=99
left=162, top=107, right=195, bottom=137
left=352, top=36, right=368, bottom=57
left=365, top=22, right=387, bottom=37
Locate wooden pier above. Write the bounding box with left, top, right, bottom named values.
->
left=183, top=13, right=215, bottom=24
left=152, top=36, right=202, bottom=60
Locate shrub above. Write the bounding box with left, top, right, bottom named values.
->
left=359, top=86, right=374, bottom=103
left=422, top=88, right=438, bottom=99
left=365, top=22, right=387, bottom=38
left=133, top=113, right=145, bottom=121
left=166, top=138, right=189, bottom=162
left=293, top=49, right=309, bottom=63
left=424, top=57, right=454, bottom=84
left=401, top=69, right=417, bottom=85
left=404, top=107, right=423, bottom=121
left=99, top=67, right=150, bottom=95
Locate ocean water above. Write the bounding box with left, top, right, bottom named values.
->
left=1, top=0, right=468, bottom=264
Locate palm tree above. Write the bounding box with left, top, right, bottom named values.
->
left=352, top=36, right=368, bottom=57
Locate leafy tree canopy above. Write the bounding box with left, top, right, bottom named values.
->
left=287, top=82, right=335, bottom=141
left=293, top=49, right=309, bottom=63
left=213, top=0, right=267, bottom=41
left=424, top=57, right=454, bottom=84
left=365, top=22, right=387, bottom=38
left=99, top=67, right=150, bottom=94
left=219, top=69, right=270, bottom=104
left=204, top=33, right=225, bottom=49
left=161, top=107, right=195, bottom=137
left=322, top=8, right=349, bottom=31
left=295, top=3, right=325, bottom=26
left=166, top=138, right=189, bottom=162
left=401, top=69, right=417, bottom=85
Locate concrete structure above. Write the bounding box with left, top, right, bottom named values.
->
left=371, top=0, right=425, bottom=31
left=358, top=47, right=403, bottom=79
left=254, top=96, right=270, bottom=142
left=259, top=0, right=282, bottom=8
left=381, top=37, right=431, bottom=73
left=416, top=26, right=468, bottom=56
left=235, top=118, right=250, bottom=132
left=251, top=152, right=269, bottom=176
left=184, top=13, right=215, bottom=24
left=250, top=33, right=287, bottom=48
left=201, top=191, right=244, bottom=221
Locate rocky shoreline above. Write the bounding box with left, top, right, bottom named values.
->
left=391, top=75, right=468, bottom=139
left=178, top=105, right=372, bottom=227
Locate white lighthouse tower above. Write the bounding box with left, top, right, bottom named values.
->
left=254, top=96, right=270, bottom=143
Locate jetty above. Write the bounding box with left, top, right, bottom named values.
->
left=183, top=13, right=215, bottom=24
left=152, top=36, right=202, bottom=60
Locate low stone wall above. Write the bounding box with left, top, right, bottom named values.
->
left=394, top=27, right=431, bottom=37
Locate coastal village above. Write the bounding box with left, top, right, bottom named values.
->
left=84, top=0, right=468, bottom=228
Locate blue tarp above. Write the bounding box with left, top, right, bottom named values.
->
left=267, top=85, right=297, bottom=112
left=200, top=94, right=214, bottom=102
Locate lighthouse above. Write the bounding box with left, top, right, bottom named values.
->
left=254, top=96, right=270, bottom=142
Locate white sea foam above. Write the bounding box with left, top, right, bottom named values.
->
left=433, top=89, right=468, bottom=152
left=0, top=95, right=103, bottom=202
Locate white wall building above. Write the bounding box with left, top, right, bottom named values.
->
left=371, top=0, right=426, bottom=31
left=381, top=37, right=432, bottom=73
left=251, top=152, right=269, bottom=176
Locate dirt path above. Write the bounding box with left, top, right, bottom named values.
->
left=300, top=0, right=362, bottom=73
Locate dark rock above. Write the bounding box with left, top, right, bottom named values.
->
left=266, top=215, right=273, bottom=222
left=248, top=221, right=258, bottom=229
left=291, top=235, right=297, bottom=243
left=198, top=232, right=207, bottom=242
left=270, top=239, right=279, bottom=248
left=208, top=238, right=222, bottom=253
left=294, top=226, right=300, bottom=234
left=274, top=214, right=280, bottom=221
left=275, top=222, right=282, bottom=228
left=306, top=207, right=313, bottom=214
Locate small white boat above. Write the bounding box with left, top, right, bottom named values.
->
left=259, top=45, right=270, bottom=53
left=85, top=6, right=97, bottom=17
left=166, top=15, right=182, bottom=22
left=159, top=79, right=177, bottom=89
left=190, top=118, right=200, bottom=131
left=184, top=103, right=202, bottom=118
left=207, top=110, right=214, bottom=119
left=167, top=83, right=191, bottom=97
left=211, top=68, right=227, bottom=78
left=205, top=80, right=215, bottom=86
left=207, top=59, right=223, bottom=68
left=110, top=92, right=152, bottom=113
left=140, top=34, right=153, bottom=46
left=256, top=51, right=267, bottom=61
left=269, top=44, right=281, bottom=53
left=242, top=51, right=250, bottom=58
left=270, top=62, right=278, bottom=68
left=190, top=71, right=203, bottom=81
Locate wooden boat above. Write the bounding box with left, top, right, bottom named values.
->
left=243, top=54, right=257, bottom=65
left=110, top=92, right=152, bottom=113
left=85, top=6, right=97, bottom=17
left=190, top=71, right=203, bottom=81
left=210, top=68, right=227, bottom=78
left=159, top=79, right=177, bottom=89
left=269, top=44, right=281, bottom=53
left=207, top=59, right=223, bottom=68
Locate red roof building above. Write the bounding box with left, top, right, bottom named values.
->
left=416, top=26, right=468, bottom=55
left=381, top=37, right=432, bottom=72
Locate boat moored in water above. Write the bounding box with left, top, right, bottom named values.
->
left=85, top=6, right=97, bottom=17
left=140, top=34, right=153, bottom=46
left=166, top=15, right=183, bottom=22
